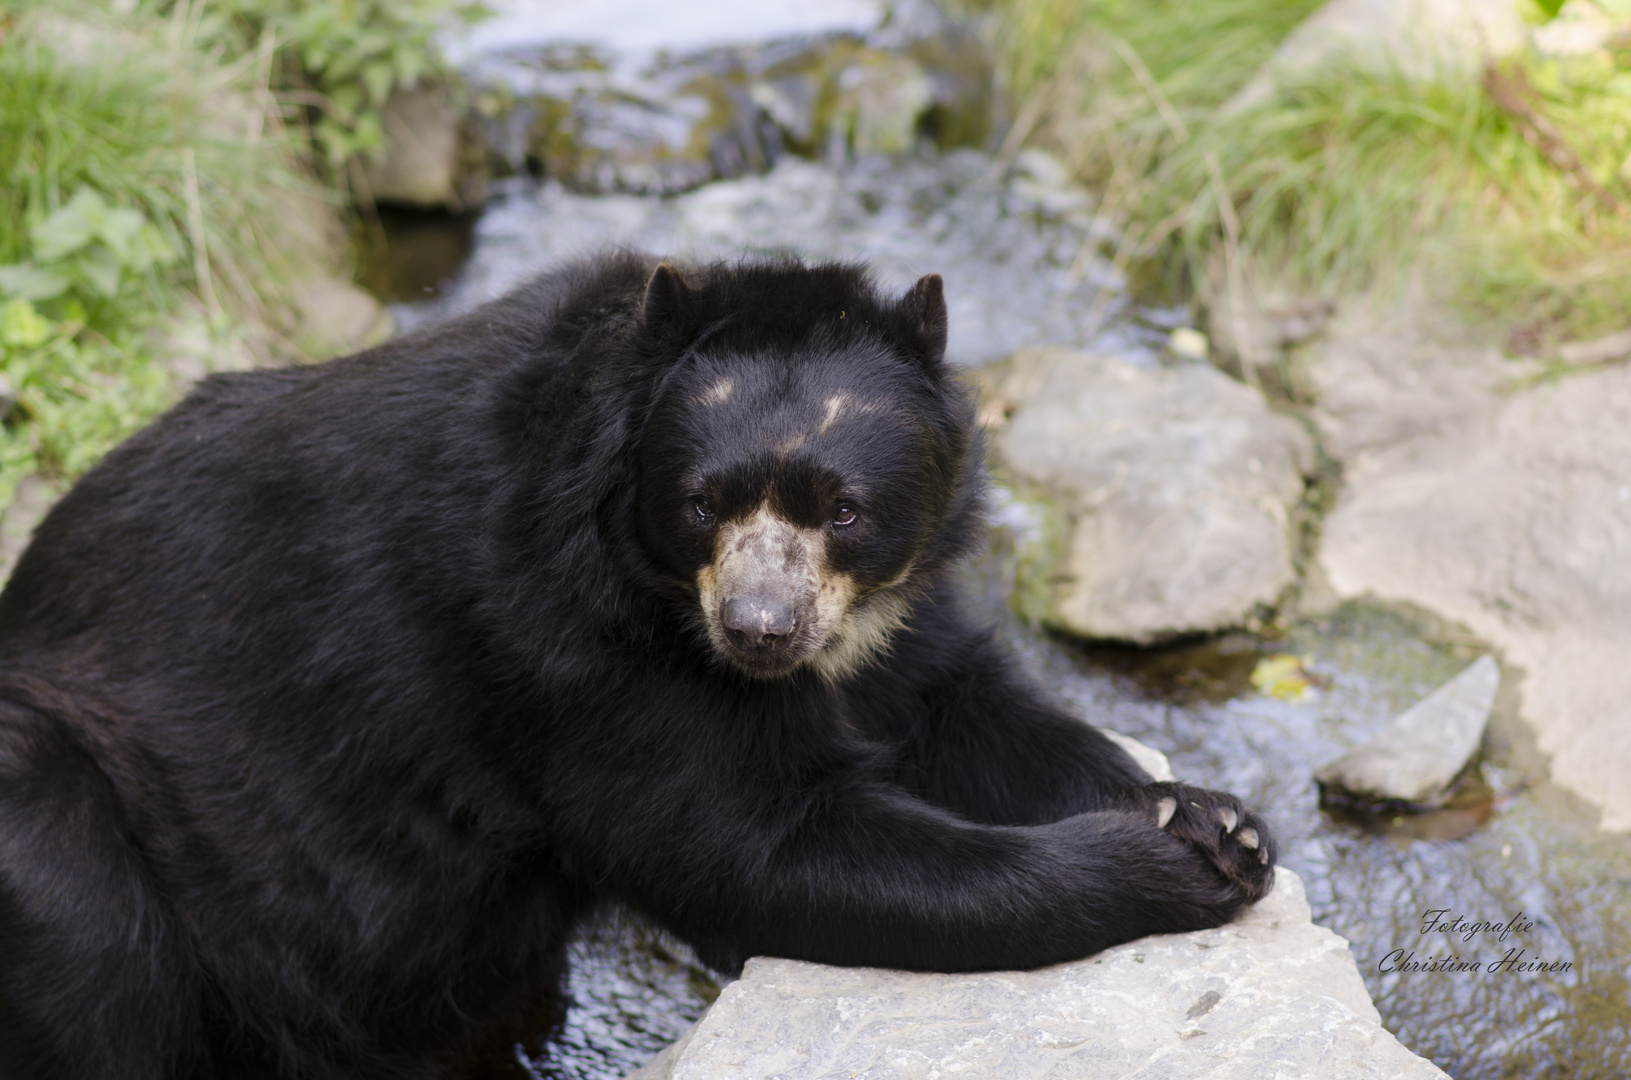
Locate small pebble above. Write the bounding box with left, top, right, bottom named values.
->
left=1168, top=327, right=1209, bottom=361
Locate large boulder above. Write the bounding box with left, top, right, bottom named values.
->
left=1311, top=300, right=1631, bottom=830
left=627, top=868, right=1445, bottom=1080
left=992, top=347, right=1313, bottom=643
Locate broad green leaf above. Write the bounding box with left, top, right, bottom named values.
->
left=0, top=298, right=55, bottom=349
left=96, top=208, right=147, bottom=263
left=362, top=59, right=395, bottom=105
left=0, top=264, right=70, bottom=302
left=75, top=251, right=125, bottom=298
left=30, top=190, right=106, bottom=262
left=329, top=83, right=363, bottom=116
left=395, top=49, right=425, bottom=87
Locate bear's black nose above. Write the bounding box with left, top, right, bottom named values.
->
left=721, top=597, right=797, bottom=651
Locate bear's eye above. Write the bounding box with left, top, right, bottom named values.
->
left=692, top=496, right=715, bottom=525
left=832, top=506, right=858, bottom=527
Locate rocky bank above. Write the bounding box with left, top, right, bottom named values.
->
left=1309, top=298, right=1631, bottom=831
left=627, top=868, right=1446, bottom=1080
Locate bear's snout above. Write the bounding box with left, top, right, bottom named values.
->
left=720, top=596, right=798, bottom=652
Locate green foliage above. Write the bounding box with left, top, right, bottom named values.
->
left=999, top=0, right=1631, bottom=342
left=0, top=13, right=329, bottom=320
left=0, top=0, right=476, bottom=527
left=0, top=7, right=330, bottom=504
left=0, top=297, right=172, bottom=504
left=0, top=188, right=178, bottom=311
left=154, top=0, right=490, bottom=177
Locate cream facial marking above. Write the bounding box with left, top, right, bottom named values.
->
left=820, top=394, right=847, bottom=434
left=699, top=378, right=735, bottom=406
left=816, top=392, right=892, bottom=436
left=693, top=503, right=912, bottom=681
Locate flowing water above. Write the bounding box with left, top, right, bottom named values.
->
left=359, top=12, right=1631, bottom=1080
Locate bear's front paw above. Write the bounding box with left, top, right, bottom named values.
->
left=1129, top=781, right=1277, bottom=904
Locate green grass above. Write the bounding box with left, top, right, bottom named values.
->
left=996, top=0, right=1631, bottom=345
left=0, top=6, right=331, bottom=504
left=0, top=0, right=484, bottom=512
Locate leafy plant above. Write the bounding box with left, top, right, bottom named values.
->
left=0, top=7, right=330, bottom=507
left=154, top=0, right=491, bottom=178
left=0, top=188, right=178, bottom=312
left=0, top=297, right=172, bottom=503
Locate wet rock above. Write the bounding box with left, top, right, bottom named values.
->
left=993, top=347, right=1314, bottom=644
left=830, top=52, right=934, bottom=155
left=290, top=279, right=394, bottom=361
left=1228, top=0, right=1527, bottom=111
left=1311, top=299, right=1631, bottom=830
left=361, top=83, right=489, bottom=210
left=1103, top=728, right=1175, bottom=782
left=626, top=868, right=1446, bottom=1080
left=511, top=44, right=740, bottom=195
left=1316, top=655, right=1498, bottom=806
left=1006, top=149, right=1097, bottom=222
left=459, top=8, right=993, bottom=196
left=397, top=154, right=1124, bottom=368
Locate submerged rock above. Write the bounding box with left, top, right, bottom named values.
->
left=1312, top=299, right=1631, bottom=830
left=626, top=868, right=1446, bottom=1080
left=993, top=347, right=1313, bottom=643
left=1316, top=655, right=1498, bottom=806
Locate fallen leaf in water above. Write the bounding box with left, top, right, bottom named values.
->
left=1250, top=654, right=1315, bottom=701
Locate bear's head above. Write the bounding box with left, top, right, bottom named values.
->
left=635, top=260, right=979, bottom=682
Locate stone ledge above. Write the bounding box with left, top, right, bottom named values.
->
left=627, top=868, right=1445, bottom=1080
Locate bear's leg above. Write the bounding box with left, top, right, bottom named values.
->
left=868, top=631, right=1276, bottom=904
left=871, top=631, right=1153, bottom=825
left=0, top=702, right=204, bottom=1080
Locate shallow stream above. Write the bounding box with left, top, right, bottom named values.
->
left=361, top=9, right=1631, bottom=1078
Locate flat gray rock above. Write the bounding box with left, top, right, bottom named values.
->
left=627, top=868, right=1445, bottom=1080
left=1103, top=728, right=1175, bottom=782
left=1316, top=655, right=1498, bottom=805
left=1312, top=300, right=1631, bottom=830
left=994, top=347, right=1313, bottom=643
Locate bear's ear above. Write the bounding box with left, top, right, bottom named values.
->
left=642, top=262, right=696, bottom=341
left=902, top=273, right=947, bottom=365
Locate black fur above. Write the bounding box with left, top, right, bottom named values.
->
left=0, top=254, right=1275, bottom=1080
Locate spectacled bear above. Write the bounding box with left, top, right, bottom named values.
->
left=0, top=253, right=1275, bottom=1080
